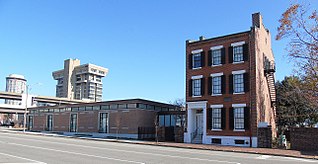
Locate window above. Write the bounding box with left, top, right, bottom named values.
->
left=118, top=104, right=127, bottom=109
left=76, top=75, right=81, bottom=81
left=110, top=104, right=117, bottom=109
left=137, top=103, right=147, bottom=109
left=70, top=114, right=77, bottom=132
left=99, top=113, right=108, bottom=133
left=234, top=107, right=244, bottom=130
left=28, top=116, right=33, bottom=130
left=159, top=115, right=165, bottom=126
left=212, top=49, right=222, bottom=65
left=212, top=108, right=222, bottom=129
left=212, top=76, right=222, bottom=95
left=192, top=79, right=201, bottom=96
left=127, top=104, right=137, bottom=109
left=234, top=74, right=244, bottom=93
left=101, top=105, right=109, bottom=110
left=192, top=53, right=201, bottom=68
left=233, top=46, right=243, bottom=62
left=86, top=106, right=93, bottom=111
left=165, top=115, right=171, bottom=126
left=212, top=138, right=221, bottom=144
left=47, top=115, right=53, bottom=131
left=93, top=106, right=100, bottom=110
left=235, top=140, right=245, bottom=145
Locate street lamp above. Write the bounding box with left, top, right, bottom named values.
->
left=23, top=84, right=29, bottom=133
left=23, top=83, right=42, bottom=133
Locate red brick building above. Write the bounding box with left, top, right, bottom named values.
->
left=184, top=13, right=276, bottom=147
left=28, top=99, right=185, bottom=140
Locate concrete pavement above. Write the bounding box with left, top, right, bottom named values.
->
left=0, top=130, right=317, bottom=164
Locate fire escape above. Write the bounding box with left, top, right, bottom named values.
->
left=264, top=58, right=276, bottom=107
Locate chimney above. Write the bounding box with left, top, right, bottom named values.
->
left=199, top=36, right=205, bottom=41
left=252, top=12, right=262, bottom=28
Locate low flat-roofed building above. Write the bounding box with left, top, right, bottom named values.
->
left=28, top=99, right=185, bottom=141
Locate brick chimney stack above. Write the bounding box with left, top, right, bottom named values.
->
left=252, top=12, right=262, bottom=28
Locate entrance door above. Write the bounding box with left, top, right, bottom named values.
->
left=70, top=114, right=77, bottom=132
left=47, top=115, right=53, bottom=131
left=196, top=113, right=203, bottom=135
left=99, top=113, right=108, bottom=133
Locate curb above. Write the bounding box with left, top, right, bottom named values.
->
left=2, top=129, right=317, bottom=161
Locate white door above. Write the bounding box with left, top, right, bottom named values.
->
left=196, top=113, right=203, bottom=135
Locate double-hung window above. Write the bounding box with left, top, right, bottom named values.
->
left=212, top=108, right=222, bottom=130
left=234, top=74, right=244, bottom=93
left=192, top=79, right=201, bottom=96
left=192, top=53, right=201, bottom=69
left=233, top=45, right=243, bottom=62
left=212, top=49, right=221, bottom=65
left=210, top=73, right=223, bottom=96
left=234, top=107, right=244, bottom=130
left=212, top=76, right=221, bottom=95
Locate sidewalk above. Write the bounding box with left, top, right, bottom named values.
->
left=2, top=128, right=318, bottom=160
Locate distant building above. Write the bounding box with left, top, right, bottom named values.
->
left=3, top=74, right=27, bottom=124
left=52, top=59, right=108, bottom=102
left=5, top=74, right=27, bottom=105
left=184, top=13, right=276, bottom=147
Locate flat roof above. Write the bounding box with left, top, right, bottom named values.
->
left=187, top=30, right=250, bottom=45
left=29, top=98, right=180, bottom=110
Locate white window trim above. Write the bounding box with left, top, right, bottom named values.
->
left=234, top=129, right=246, bottom=132
left=233, top=61, right=244, bottom=64
left=232, top=104, right=246, bottom=108
left=210, top=72, right=223, bottom=77
left=191, top=49, right=203, bottom=54
left=192, top=95, right=202, bottom=98
left=231, top=41, right=245, bottom=47
left=210, top=104, right=223, bottom=108
left=212, top=129, right=223, bottom=131
left=210, top=45, right=223, bottom=50
left=192, top=67, right=202, bottom=70
left=233, top=92, right=245, bottom=95
left=191, top=75, right=203, bottom=79
left=212, top=64, right=222, bottom=67
left=212, top=93, right=222, bottom=96
left=232, top=70, right=246, bottom=75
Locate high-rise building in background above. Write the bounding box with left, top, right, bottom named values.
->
left=52, top=59, right=108, bottom=102
left=2, top=74, right=27, bottom=125
left=5, top=74, right=27, bottom=105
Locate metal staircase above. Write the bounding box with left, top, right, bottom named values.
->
left=264, top=59, right=276, bottom=107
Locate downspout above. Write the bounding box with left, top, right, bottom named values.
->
left=249, top=27, right=254, bottom=148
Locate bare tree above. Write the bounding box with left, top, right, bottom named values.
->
left=276, top=3, right=318, bottom=106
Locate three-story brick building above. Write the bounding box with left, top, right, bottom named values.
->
left=184, top=13, right=276, bottom=147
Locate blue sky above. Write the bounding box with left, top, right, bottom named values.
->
left=0, top=0, right=317, bottom=103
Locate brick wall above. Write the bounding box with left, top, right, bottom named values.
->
left=257, top=126, right=272, bottom=148
left=290, top=128, right=318, bottom=151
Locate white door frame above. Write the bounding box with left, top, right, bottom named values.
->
left=184, top=101, right=207, bottom=143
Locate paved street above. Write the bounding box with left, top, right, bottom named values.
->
left=0, top=130, right=316, bottom=164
